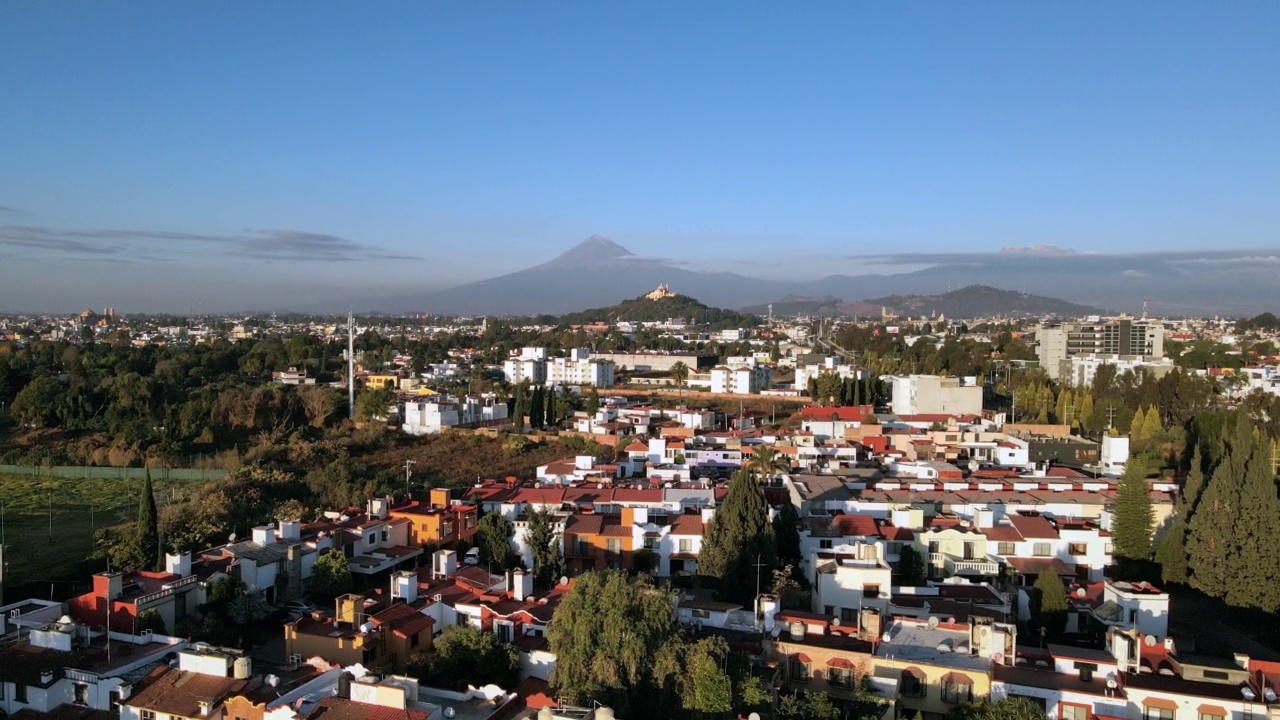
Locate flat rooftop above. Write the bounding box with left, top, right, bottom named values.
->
left=875, top=621, right=992, bottom=672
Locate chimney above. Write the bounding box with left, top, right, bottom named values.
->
left=94, top=571, right=124, bottom=601
left=511, top=568, right=533, bottom=602
left=251, top=525, right=274, bottom=545
left=277, top=519, right=302, bottom=541
left=392, top=570, right=418, bottom=603
left=165, top=552, right=192, bottom=577
left=433, top=549, right=458, bottom=579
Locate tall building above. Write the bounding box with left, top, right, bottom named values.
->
left=1035, top=319, right=1164, bottom=380
left=889, top=375, right=983, bottom=416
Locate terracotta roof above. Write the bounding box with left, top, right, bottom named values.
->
left=125, top=667, right=249, bottom=718
left=981, top=524, right=1024, bottom=542
left=1008, top=514, right=1060, bottom=540
left=670, top=514, right=705, bottom=536
left=1005, top=557, right=1074, bottom=576
left=799, top=405, right=872, bottom=422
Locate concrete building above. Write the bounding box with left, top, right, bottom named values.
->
left=1036, top=319, right=1165, bottom=380
left=1067, top=354, right=1177, bottom=388
left=401, top=396, right=508, bottom=435
left=710, top=360, right=771, bottom=394
left=546, top=348, right=615, bottom=387
left=795, top=356, right=869, bottom=394
left=890, top=375, right=984, bottom=416
left=502, top=347, right=547, bottom=384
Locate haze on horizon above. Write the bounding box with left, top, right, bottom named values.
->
left=1, top=2, right=1278, bottom=313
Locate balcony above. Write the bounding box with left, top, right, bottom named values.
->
left=943, top=554, right=1000, bottom=576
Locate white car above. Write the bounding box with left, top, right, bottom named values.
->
left=282, top=599, right=318, bottom=618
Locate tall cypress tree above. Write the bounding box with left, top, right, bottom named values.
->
left=1112, top=458, right=1153, bottom=560
left=1187, top=419, right=1251, bottom=599
left=699, top=471, right=776, bottom=605
left=1226, top=433, right=1280, bottom=611
left=136, top=470, right=161, bottom=572
left=1156, top=446, right=1206, bottom=584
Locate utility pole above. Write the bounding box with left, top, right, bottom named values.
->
left=753, top=554, right=768, bottom=614
left=347, top=313, right=356, bottom=420
left=0, top=544, right=7, bottom=607
left=404, top=459, right=416, bottom=499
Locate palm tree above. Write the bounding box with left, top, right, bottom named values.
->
left=669, top=361, right=690, bottom=399
left=747, top=445, right=791, bottom=484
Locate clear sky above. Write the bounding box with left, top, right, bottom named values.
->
left=1, top=2, right=1278, bottom=311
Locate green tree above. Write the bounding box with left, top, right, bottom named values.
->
left=530, top=385, right=545, bottom=429
left=1033, top=570, right=1069, bottom=636
left=680, top=636, right=733, bottom=715
left=136, top=607, right=168, bottom=635
left=477, top=511, right=517, bottom=569
left=586, top=386, right=600, bottom=415
left=136, top=471, right=162, bottom=572
left=1187, top=432, right=1247, bottom=600
left=1223, top=428, right=1280, bottom=611
left=546, top=570, right=682, bottom=715
left=10, top=375, right=64, bottom=428
left=310, top=549, right=353, bottom=598
left=1112, top=458, right=1153, bottom=560
left=896, top=545, right=926, bottom=587
left=631, top=548, right=658, bottom=575
left=748, top=445, right=790, bottom=482
left=355, top=386, right=394, bottom=422
left=1156, top=446, right=1206, bottom=584
left=948, top=697, right=1048, bottom=720
left=815, top=371, right=843, bottom=406
left=422, top=625, right=520, bottom=690
left=1128, top=406, right=1148, bottom=447
left=780, top=690, right=840, bottom=720
left=699, top=470, right=777, bottom=604
left=669, top=361, right=689, bottom=395
left=525, top=507, right=565, bottom=589
left=771, top=502, right=802, bottom=564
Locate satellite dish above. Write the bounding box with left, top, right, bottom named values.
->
left=1264, top=689, right=1277, bottom=703
left=749, top=714, right=762, bottom=720
left=1075, top=588, right=1087, bottom=598
left=1143, top=634, right=1157, bottom=647
left=928, top=616, right=940, bottom=628
left=882, top=632, right=893, bottom=644
left=1241, top=688, right=1256, bottom=701
left=229, top=533, right=237, bottom=542
left=771, top=627, right=782, bottom=638
left=832, top=618, right=841, bottom=627
left=1107, top=674, right=1118, bottom=689
left=993, top=652, right=1004, bottom=664
left=559, top=576, right=569, bottom=586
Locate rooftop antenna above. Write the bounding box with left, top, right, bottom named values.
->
left=348, top=312, right=356, bottom=420
left=1141, top=299, right=1149, bottom=320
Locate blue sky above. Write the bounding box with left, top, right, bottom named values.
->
left=1, top=2, right=1278, bottom=311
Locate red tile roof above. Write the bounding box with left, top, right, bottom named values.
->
left=304, top=697, right=431, bottom=720
left=799, top=405, right=873, bottom=422
left=1008, top=514, right=1060, bottom=540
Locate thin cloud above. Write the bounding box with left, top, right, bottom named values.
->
left=1122, top=269, right=1148, bottom=277
left=999, top=244, right=1077, bottom=256
left=0, top=224, right=420, bottom=262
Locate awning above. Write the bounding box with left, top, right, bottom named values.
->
left=940, top=672, right=973, bottom=685
left=1197, top=706, right=1227, bottom=718
left=1142, top=698, right=1179, bottom=711
left=901, top=666, right=926, bottom=679
left=827, top=657, right=855, bottom=670
left=791, top=653, right=812, bottom=664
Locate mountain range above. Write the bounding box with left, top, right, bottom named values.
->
left=388, top=236, right=1277, bottom=316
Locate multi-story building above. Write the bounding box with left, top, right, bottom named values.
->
left=546, top=348, right=615, bottom=387
left=890, top=375, right=984, bottom=417
left=401, top=395, right=508, bottom=435
left=1036, top=319, right=1165, bottom=380
left=795, top=357, right=870, bottom=395
left=389, top=489, right=479, bottom=549
left=710, top=361, right=771, bottom=394
left=502, top=347, right=547, bottom=384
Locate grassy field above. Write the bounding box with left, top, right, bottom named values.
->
left=0, top=473, right=206, bottom=602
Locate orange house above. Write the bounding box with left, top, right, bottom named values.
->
left=563, top=513, right=636, bottom=574
left=390, top=489, right=479, bottom=549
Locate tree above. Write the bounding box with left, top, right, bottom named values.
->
left=11, top=375, right=63, bottom=428
left=136, top=471, right=162, bottom=572
left=1112, top=458, right=1153, bottom=560
left=948, top=697, right=1048, bottom=720
left=896, top=545, right=926, bottom=587
left=699, top=470, right=777, bottom=604
left=816, top=371, right=842, bottom=406
left=136, top=607, right=168, bottom=635
left=1157, top=446, right=1206, bottom=584
left=771, top=503, right=802, bottom=564
left=355, top=386, right=394, bottom=422
left=297, top=385, right=339, bottom=428
left=525, top=507, right=565, bottom=589
left=586, top=386, right=600, bottom=415
left=680, top=636, right=733, bottom=715
left=529, top=385, right=545, bottom=429
left=669, top=361, right=689, bottom=395
left=748, top=445, right=790, bottom=483
left=310, top=549, right=353, bottom=598
left=631, top=548, right=658, bottom=575
left=477, top=511, right=517, bottom=569
left=423, top=625, right=520, bottom=690
left=1033, top=570, right=1069, bottom=636
left=1128, top=406, right=1148, bottom=447
left=547, top=570, right=682, bottom=715
left=780, top=690, right=840, bottom=720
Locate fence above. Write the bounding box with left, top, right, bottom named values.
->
left=0, top=464, right=228, bottom=482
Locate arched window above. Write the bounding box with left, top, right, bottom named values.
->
left=900, top=667, right=927, bottom=698
left=827, top=657, right=855, bottom=688
left=789, top=653, right=811, bottom=681
left=941, top=672, right=973, bottom=704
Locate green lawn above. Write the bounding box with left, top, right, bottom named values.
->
left=0, top=473, right=205, bottom=601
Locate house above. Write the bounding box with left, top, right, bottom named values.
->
left=389, top=489, right=479, bottom=549
left=809, top=545, right=894, bottom=620
left=67, top=553, right=205, bottom=634
left=710, top=362, right=771, bottom=394
left=119, top=646, right=256, bottom=720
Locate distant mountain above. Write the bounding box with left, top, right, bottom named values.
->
left=741, top=295, right=882, bottom=318
left=559, top=287, right=760, bottom=327
left=390, top=236, right=793, bottom=315
left=865, top=285, right=1105, bottom=318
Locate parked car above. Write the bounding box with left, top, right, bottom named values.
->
left=282, top=599, right=318, bottom=618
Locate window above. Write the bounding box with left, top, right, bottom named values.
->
left=1199, top=713, right=1224, bottom=720
left=789, top=657, right=811, bottom=681
left=928, top=541, right=940, bottom=554
left=819, top=539, right=833, bottom=549
left=1144, top=706, right=1175, bottom=720
left=141, top=711, right=155, bottom=720
left=824, top=605, right=835, bottom=616
left=997, top=542, right=1016, bottom=555
left=575, top=539, right=590, bottom=557
left=1033, top=542, right=1051, bottom=557
left=410, top=633, right=420, bottom=648
left=606, top=539, right=621, bottom=555
left=1202, top=670, right=1229, bottom=681
left=692, top=608, right=711, bottom=619
left=863, top=584, right=881, bottom=599
left=74, top=683, right=89, bottom=706
left=963, top=542, right=976, bottom=560
left=829, top=666, right=854, bottom=688
left=1129, top=609, right=1138, bottom=624
left=1069, top=543, right=1088, bottom=556
left=1061, top=704, right=1090, bottom=720
left=679, top=539, right=692, bottom=553
left=643, top=536, right=657, bottom=550
left=841, top=607, right=858, bottom=622
left=942, top=677, right=973, bottom=704
left=886, top=542, right=901, bottom=555
left=1105, top=543, right=1114, bottom=555
left=16, top=683, right=27, bottom=703
left=367, top=532, right=377, bottom=545
left=495, top=621, right=514, bottom=644
left=900, top=669, right=926, bottom=698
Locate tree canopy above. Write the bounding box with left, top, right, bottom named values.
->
left=698, top=470, right=776, bottom=605
left=418, top=625, right=519, bottom=691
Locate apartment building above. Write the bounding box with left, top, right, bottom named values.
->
left=1036, top=319, right=1165, bottom=381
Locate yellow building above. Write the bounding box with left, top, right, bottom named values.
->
left=917, top=523, right=1000, bottom=580
left=364, top=374, right=400, bottom=390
